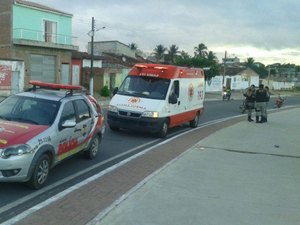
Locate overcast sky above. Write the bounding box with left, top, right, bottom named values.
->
left=31, top=0, right=300, bottom=65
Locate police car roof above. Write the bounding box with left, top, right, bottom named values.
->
left=17, top=89, right=83, bottom=102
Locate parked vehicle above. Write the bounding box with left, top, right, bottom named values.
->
left=0, top=81, right=105, bottom=189
left=107, top=63, right=205, bottom=138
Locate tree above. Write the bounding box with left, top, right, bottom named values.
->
left=205, top=51, right=220, bottom=80
left=204, top=62, right=220, bottom=80
left=245, top=57, right=255, bottom=67
left=153, top=44, right=166, bottom=62
left=194, top=43, right=208, bottom=58
left=165, top=44, right=179, bottom=64
left=179, top=51, right=191, bottom=60
left=207, top=51, right=218, bottom=63
left=246, top=58, right=268, bottom=78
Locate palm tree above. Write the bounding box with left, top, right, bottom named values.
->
left=194, top=43, right=208, bottom=58
left=179, top=51, right=190, bottom=59
left=246, top=57, right=255, bottom=67
left=166, top=44, right=179, bottom=64
left=153, top=44, right=166, bottom=62
left=207, top=51, right=218, bottom=63
left=204, top=51, right=219, bottom=81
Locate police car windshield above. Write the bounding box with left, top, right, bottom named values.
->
left=0, top=95, right=59, bottom=126
left=117, top=76, right=170, bottom=100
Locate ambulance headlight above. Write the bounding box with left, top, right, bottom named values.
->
left=142, top=111, right=159, bottom=118
left=108, top=105, right=118, bottom=113
left=1, top=144, right=33, bottom=159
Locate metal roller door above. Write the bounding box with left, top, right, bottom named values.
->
left=30, top=54, right=55, bottom=83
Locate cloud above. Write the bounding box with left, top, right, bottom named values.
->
left=29, top=0, right=300, bottom=64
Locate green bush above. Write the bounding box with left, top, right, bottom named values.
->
left=100, top=86, right=111, bottom=97
left=293, top=86, right=300, bottom=92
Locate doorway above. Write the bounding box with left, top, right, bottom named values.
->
left=11, top=71, right=20, bottom=94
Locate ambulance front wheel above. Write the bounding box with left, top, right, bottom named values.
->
left=157, top=120, right=168, bottom=138
left=190, top=113, right=199, bottom=128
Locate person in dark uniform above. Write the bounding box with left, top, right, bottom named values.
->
left=264, top=86, right=270, bottom=121
left=245, top=84, right=256, bottom=122
left=255, top=84, right=268, bottom=123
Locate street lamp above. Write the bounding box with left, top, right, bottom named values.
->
left=88, top=16, right=105, bottom=95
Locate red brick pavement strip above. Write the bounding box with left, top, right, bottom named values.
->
left=14, top=117, right=244, bottom=225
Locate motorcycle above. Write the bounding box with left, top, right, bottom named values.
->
left=222, top=91, right=231, bottom=101
left=275, top=96, right=285, bottom=108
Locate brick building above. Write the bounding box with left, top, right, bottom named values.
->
left=0, top=0, right=78, bottom=95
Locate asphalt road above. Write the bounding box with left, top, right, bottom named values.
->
left=0, top=96, right=299, bottom=223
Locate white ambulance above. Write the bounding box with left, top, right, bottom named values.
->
left=107, top=63, right=205, bottom=137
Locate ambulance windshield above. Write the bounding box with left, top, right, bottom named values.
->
left=118, top=76, right=170, bottom=100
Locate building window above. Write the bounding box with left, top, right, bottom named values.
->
left=74, top=99, right=91, bottom=122
left=44, top=20, right=57, bottom=43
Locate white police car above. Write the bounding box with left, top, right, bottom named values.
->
left=0, top=81, right=105, bottom=189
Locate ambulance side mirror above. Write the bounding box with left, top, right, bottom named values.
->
left=113, top=87, right=119, bottom=96
left=169, top=92, right=178, bottom=104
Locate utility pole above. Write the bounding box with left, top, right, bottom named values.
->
left=88, top=18, right=105, bottom=96
left=89, top=17, right=95, bottom=95
left=222, top=50, right=227, bottom=96
left=268, top=66, right=270, bottom=86
left=223, top=50, right=227, bottom=86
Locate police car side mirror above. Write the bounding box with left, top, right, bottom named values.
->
left=61, top=120, right=76, bottom=129
left=113, top=87, right=119, bottom=96
left=169, top=93, right=178, bottom=104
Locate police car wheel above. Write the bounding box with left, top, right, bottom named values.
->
left=157, top=120, right=168, bottom=138
left=27, top=154, right=50, bottom=189
left=190, top=113, right=199, bottom=128
left=85, top=135, right=101, bottom=159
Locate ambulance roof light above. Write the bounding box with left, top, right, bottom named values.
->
left=135, top=64, right=148, bottom=69
left=179, top=70, right=184, bottom=76
left=135, top=64, right=168, bottom=70
left=153, top=66, right=168, bottom=70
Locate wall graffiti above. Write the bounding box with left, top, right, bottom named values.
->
left=0, top=65, right=12, bottom=90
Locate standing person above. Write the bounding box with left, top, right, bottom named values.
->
left=245, top=84, right=256, bottom=122
left=265, top=86, right=271, bottom=121
left=265, top=86, right=271, bottom=104
left=255, top=84, right=268, bottom=123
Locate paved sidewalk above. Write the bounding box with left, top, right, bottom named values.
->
left=90, top=107, right=300, bottom=225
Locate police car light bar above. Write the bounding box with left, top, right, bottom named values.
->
left=29, top=80, right=82, bottom=90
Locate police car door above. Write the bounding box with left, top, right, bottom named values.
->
left=56, top=99, right=93, bottom=161
left=73, top=99, right=93, bottom=148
